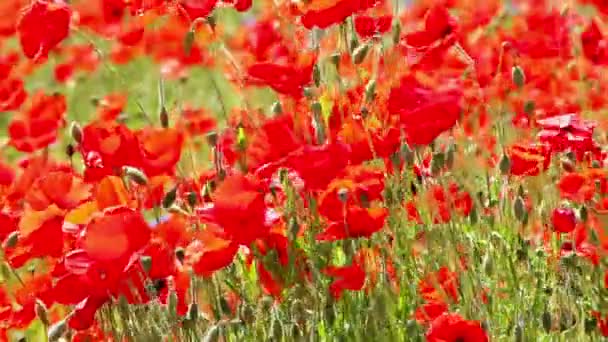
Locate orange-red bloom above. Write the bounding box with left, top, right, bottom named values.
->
left=17, top=0, right=72, bottom=60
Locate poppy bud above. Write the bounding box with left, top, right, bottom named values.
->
left=392, top=21, right=401, bottom=45
left=167, top=290, right=178, bottom=315
left=48, top=320, right=67, bottom=342
left=160, top=106, right=169, bottom=128
left=511, top=65, right=525, bottom=88
left=3, top=231, right=18, bottom=249
left=140, top=255, right=152, bottom=273
left=365, top=79, right=376, bottom=102
left=352, top=44, right=369, bottom=64
left=70, top=121, right=83, bottom=144
left=123, top=166, right=148, bottom=185
left=431, top=152, right=445, bottom=175
left=513, top=196, right=526, bottom=222
left=163, top=187, right=178, bottom=209
left=482, top=254, right=494, bottom=276
left=66, top=144, right=75, bottom=158
left=175, top=247, right=185, bottom=263
left=337, top=188, right=349, bottom=203
left=206, top=131, right=218, bottom=146
left=330, top=53, right=340, bottom=67
left=499, top=153, right=511, bottom=175
left=271, top=101, right=282, bottom=115
left=446, top=143, right=456, bottom=169
left=313, top=64, right=321, bottom=87
left=184, top=29, right=195, bottom=56
left=187, top=191, right=198, bottom=207
left=35, top=299, right=49, bottom=326
left=579, top=205, right=588, bottom=222
left=187, top=302, right=199, bottom=321
left=523, top=100, right=535, bottom=115
left=551, top=207, right=576, bottom=233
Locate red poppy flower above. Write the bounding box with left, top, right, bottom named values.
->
left=388, top=76, right=463, bottom=146
left=25, top=170, right=91, bottom=211
left=403, top=5, right=458, bottom=50
left=354, top=15, right=392, bottom=39
left=426, top=312, right=488, bottom=342
left=81, top=206, right=150, bottom=263
left=179, top=107, right=217, bottom=136
left=8, top=207, right=65, bottom=268
left=197, top=174, right=269, bottom=246
left=415, top=301, right=448, bottom=325
left=300, top=0, right=380, bottom=29
left=582, top=20, right=608, bottom=64
left=137, top=127, right=184, bottom=177
left=316, top=206, right=387, bottom=241
left=186, top=230, right=240, bottom=277
left=322, top=261, right=366, bottom=299
left=536, top=114, right=598, bottom=157
left=255, top=142, right=351, bottom=191
left=247, top=61, right=314, bottom=98
left=17, top=0, right=72, bottom=60
left=507, top=144, right=550, bottom=177
left=80, top=121, right=142, bottom=180
left=551, top=207, right=577, bottom=233
left=418, top=267, right=460, bottom=303
left=8, top=92, right=66, bottom=152
left=178, top=0, right=218, bottom=21
left=95, top=92, right=127, bottom=121
left=0, top=78, right=27, bottom=111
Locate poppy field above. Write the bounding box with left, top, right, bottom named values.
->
left=0, top=0, right=608, bottom=341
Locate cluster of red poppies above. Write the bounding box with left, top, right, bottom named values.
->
left=0, top=0, right=607, bottom=341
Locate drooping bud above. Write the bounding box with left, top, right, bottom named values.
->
left=271, top=101, right=282, bottom=115
left=70, top=121, right=83, bottom=144
left=140, top=255, right=152, bottom=274
left=160, top=106, right=169, bottom=128
left=162, top=187, right=178, bottom=209
left=48, top=320, right=67, bottom=341
left=337, top=188, right=349, bottom=203
left=365, top=79, right=376, bottom=102
left=352, top=44, right=369, bottom=64
left=123, top=166, right=148, bottom=185
left=499, top=153, right=511, bottom=175
left=512, top=65, right=526, bottom=88
left=206, top=131, right=218, bottom=147
left=184, top=29, right=195, bottom=56
left=513, top=196, right=526, bottom=222
left=35, top=299, right=49, bottom=326
left=187, top=302, right=199, bottom=321
left=392, top=20, right=401, bottom=45
left=482, top=253, right=494, bottom=276
left=313, top=63, right=321, bottom=87
left=3, top=231, right=18, bottom=249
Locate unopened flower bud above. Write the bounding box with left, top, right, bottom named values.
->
left=352, top=44, right=369, bottom=64
left=184, top=29, right=195, bottom=56
left=187, top=302, right=199, bottom=321
left=313, top=64, right=321, bottom=87
left=271, top=101, right=282, bottom=115
left=513, top=196, right=526, bottom=222
left=123, top=166, right=148, bottom=185
left=3, top=231, right=18, bottom=249
left=70, top=121, right=83, bottom=144
left=35, top=299, right=49, bottom=326
left=542, top=311, right=552, bottom=332
left=499, top=153, right=511, bottom=175
left=365, top=79, right=376, bottom=102
left=512, top=65, right=526, bottom=88
left=162, top=187, right=178, bottom=209
left=160, top=106, right=169, bottom=128
left=48, top=320, right=67, bottom=341
left=140, top=255, right=152, bottom=273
